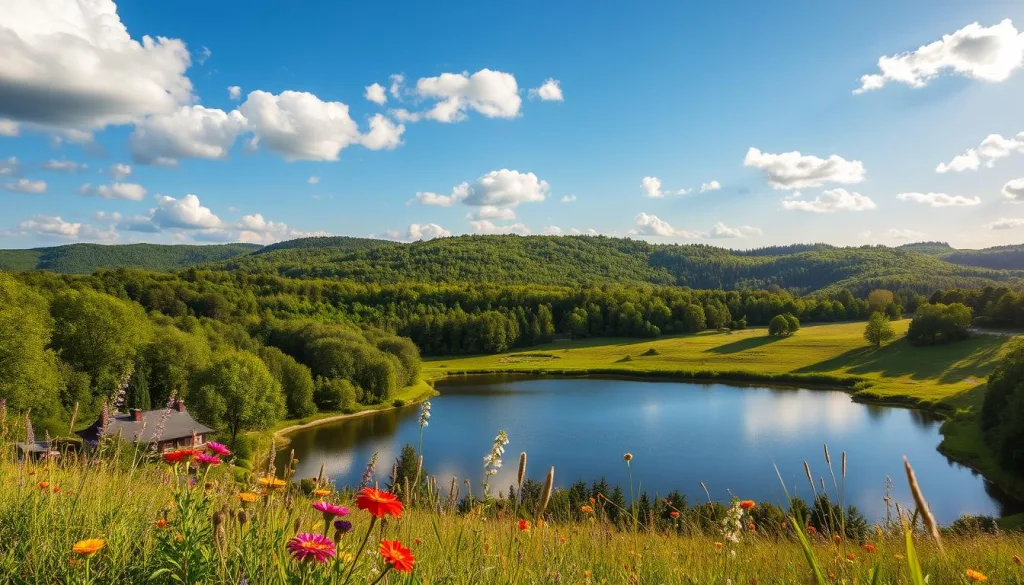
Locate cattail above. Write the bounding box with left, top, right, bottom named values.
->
left=391, top=463, right=398, bottom=488
left=823, top=444, right=831, bottom=466
left=803, top=461, right=816, bottom=496
left=237, top=510, right=248, bottom=526
left=403, top=476, right=411, bottom=502
left=212, top=511, right=227, bottom=550
left=517, top=452, right=527, bottom=488
left=841, top=452, right=847, bottom=479
left=416, top=456, right=423, bottom=484
left=903, top=456, right=943, bottom=554
left=293, top=518, right=301, bottom=534
left=316, top=463, right=325, bottom=488
left=537, top=466, right=554, bottom=519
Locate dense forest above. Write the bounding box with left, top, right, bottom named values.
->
left=5, top=237, right=1024, bottom=295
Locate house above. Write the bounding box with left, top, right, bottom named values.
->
left=76, top=400, right=214, bottom=452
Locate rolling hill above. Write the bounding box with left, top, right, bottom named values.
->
left=0, top=243, right=261, bottom=274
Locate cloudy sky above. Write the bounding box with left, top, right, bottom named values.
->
left=2, top=0, right=1024, bottom=249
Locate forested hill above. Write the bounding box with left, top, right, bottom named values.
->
left=215, top=235, right=1024, bottom=295
left=0, top=243, right=261, bottom=274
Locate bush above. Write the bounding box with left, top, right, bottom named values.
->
left=907, top=302, right=972, bottom=345
left=392, top=399, right=406, bottom=408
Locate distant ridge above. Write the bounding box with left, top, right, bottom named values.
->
left=0, top=243, right=261, bottom=274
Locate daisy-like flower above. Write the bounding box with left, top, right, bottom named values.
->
left=72, top=539, right=106, bottom=557
left=966, top=569, right=988, bottom=582
left=163, top=449, right=198, bottom=464
left=333, top=519, right=353, bottom=534
left=380, top=540, right=415, bottom=573
left=518, top=520, right=530, bottom=532
left=38, top=481, right=49, bottom=490
left=286, top=533, right=336, bottom=564
left=257, top=476, right=286, bottom=489
left=155, top=518, right=168, bottom=529
left=670, top=511, right=680, bottom=519
left=206, top=442, right=231, bottom=456
left=194, top=453, right=221, bottom=466
left=862, top=544, right=876, bottom=553
left=356, top=487, right=403, bottom=519
left=312, top=488, right=332, bottom=497
left=580, top=505, right=594, bottom=514
left=237, top=492, right=260, bottom=504
left=739, top=500, right=756, bottom=510
left=313, top=501, right=349, bottom=519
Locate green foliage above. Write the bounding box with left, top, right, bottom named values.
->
left=187, top=351, right=286, bottom=441
left=982, top=340, right=1024, bottom=471
left=783, top=312, right=800, bottom=333
left=768, top=313, right=798, bottom=337
left=258, top=346, right=316, bottom=418
left=863, top=312, right=895, bottom=347
left=144, top=325, right=212, bottom=406
left=0, top=243, right=259, bottom=274
left=125, top=360, right=151, bottom=411
left=313, top=376, right=357, bottom=411
left=0, top=274, right=62, bottom=418
left=906, top=302, right=972, bottom=345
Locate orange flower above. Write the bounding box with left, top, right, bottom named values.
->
left=38, top=481, right=49, bottom=489
left=714, top=542, right=724, bottom=549
left=846, top=553, right=855, bottom=560
left=518, top=520, right=530, bottom=532
left=379, top=539, right=414, bottom=573
left=155, top=518, right=168, bottom=529
left=413, top=538, right=422, bottom=545
left=559, top=536, right=567, bottom=544
left=739, top=500, right=756, bottom=510
left=162, top=449, right=198, bottom=464
left=580, top=505, right=594, bottom=514
left=748, top=524, right=756, bottom=531
left=833, top=535, right=841, bottom=543
left=966, top=569, right=987, bottom=582
left=623, top=453, right=633, bottom=462
left=312, top=488, right=331, bottom=497
left=237, top=492, right=260, bottom=504
left=356, top=488, right=403, bottom=519
left=588, top=497, right=596, bottom=505
left=669, top=511, right=680, bottom=519
left=256, top=476, right=286, bottom=489
left=584, top=570, right=592, bottom=580
left=72, top=539, right=106, bottom=557
left=807, top=525, right=817, bottom=534
left=862, top=544, right=876, bottom=553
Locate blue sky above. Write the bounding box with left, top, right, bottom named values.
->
left=2, top=0, right=1024, bottom=249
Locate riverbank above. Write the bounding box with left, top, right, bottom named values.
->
left=421, top=321, right=1024, bottom=512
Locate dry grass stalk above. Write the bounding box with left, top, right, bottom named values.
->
left=537, top=466, right=554, bottom=519
left=903, top=456, right=944, bottom=554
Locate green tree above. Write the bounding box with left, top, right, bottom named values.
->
left=258, top=346, right=316, bottom=418
left=145, top=325, right=212, bottom=406
left=863, top=311, right=895, bottom=347
left=768, top=314, right=790, bottom=337
left=680, top=303, right=706, bottom=333
left=907, top=302, right=972, bottom=345
left=783, top=313, right=800, bottom=334
left=867, top=289, right=895, bottom=315
left=125, top=359, right=151, bottom=410
left=313, top=377, right=358, bottom=411
left=0, top=274, right=62, bottom=418
left=188, top=351, right=285, bottom=442
left=982, top=340, right=1024, bottom=470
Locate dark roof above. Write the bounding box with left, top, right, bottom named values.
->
left=76, top=406, right=214, bottom=444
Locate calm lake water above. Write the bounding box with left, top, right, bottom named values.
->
left=279, top=375, right=1022, bottom=523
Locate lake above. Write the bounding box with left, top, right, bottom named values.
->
left=279, top=375, right=1022, bottom=523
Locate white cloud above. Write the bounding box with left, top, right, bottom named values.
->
left=415, top=183, right=469, bottom=207
left=529, top=79, right=563, bottom=101
left=230, top=213, right=325, bottom=244
left=463, top=169, right=548, bottom=207
left=542, top=226, right=563, bottom=235
left=240, top=90, right=363, bottom=161
left=4, top=178, right=46, bottom=194
left=859, top=230, right=873, bottom=240
left=0, top=119, right=18, bottom=136
left=307, top=176, right=320, bottom=184
left=17, top=214, right=79, bottom=238
left=42, top=159, right=84, bottom=172
left=470, top=220, right=531, bottom=235
left=631, top=213, right=702, bottom=238
left=365, top=83, right=387, bottom=105
left=130, top=105, right=247, bottom=165
left=415, top=69, right=522, bottom=122
left=467, top=206, right=517, bottom=221
left=386, top=223, right=450, bottom=241
left=710, top=222, right=762, bottom=238
left=887, top=228, right=927, bottom=240
left=781, top=188, right=876, bottom=212
left=389, top=74, right=404, bottom=99
left=0, top=0, right=193, bottom=132
left=936, top=132, right=1024, bottom=172
left=896, top=192, right=980, bottom=207
left=0, top=157, right=17, bottom=176
left=855, top=19, right=1024, bottom=94
left=1003, top=178, right=1024, bottom=201
left=641, top=176, right=664, bottom=198
left=985, top=217, right=1024, bottom=230
left=111, top=163, right=132, bottom=180
left=95, top=182, right=146, bottom=201
left=700, top=180, right=722, bottom=193
left=745, top=148, right=866, bottom=189
left=360, top=114, right=405, bottom=150
left=197, top=47, right=212, bottom=65
left=560, top=194, right=577, bottom=203
left=228, top=86, right=242, bottom=100
left=151, top=194, right=223, bottom=229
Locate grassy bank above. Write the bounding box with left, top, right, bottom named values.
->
left=423, top=321, right=1024, bottom=502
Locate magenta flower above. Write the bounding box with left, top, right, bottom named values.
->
left=286, top=533, right=336, bottom=563
left=195, top=453, right=221, bottom=466
left=206, top=442, right=231, bottom=456
left=313, top=501, right=349, bottom=519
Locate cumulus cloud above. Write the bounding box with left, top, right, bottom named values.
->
left=529, top=79, right=563, bottom=101
left=17, top=214, right=79, bottom=238
left=560, top=194, right=577, bottom=203
left=781, top=189, right=876, bottom=212
left=360, top=114, right=405, bottom=150
left=640, top=176, right=693, bottom=198
left=745, top=148, right=866, bottom=190
left=389, top=74, right=405, bottom=99
left=887, top=228, right=927, bottom=240
left=985, top=218, right=1024, bottom=230
left=95, top=182, right=146, bottom=200
left=542, top=226, right=563, bottom=235
left=4, top=178, right=46, bottom=194
left=0, top=0, right=193, bottom=132
left=631, top=213, right=702, bottom=238
left=130, top=105, right=247, bottom=165
left=365, top=83, right=387, bottom=105
left=700, top=180, right=722, bottom=193
left=415, top=183, right=469, bottom=207
left=1003, top=178, right=1024, bottom=201
left=227, top=213, right=325, bottom=244
left=463, top=169, right=548, bottom=207
left=240, top=90, right=366, bottom=161
left=710, top=222, right=762, bottom=238
left=0, top=119, right=18, bottom=136
left=228, top=86, right=242, bottom=100
left=42, top=159, right=84, bottom=172
left=385, top=223, right=451, bottom=241
left=150, top=194, right=223, bottom=229
left=307, top=176, right=320, bottom=184
left=896, top=192, right=980, bottom=207
left=0, top=157, right=16, bottom=176
left=936, top=132, right=1024, bottom=172
left=467, top=206, right=517, bottom=221
left=413, top=69, right=522, bottom=123
left=855, top=19, right=1024, bottom=94
left=111, top=163, right=132, bottom=180
left=470, top=220, right=531, bottom=235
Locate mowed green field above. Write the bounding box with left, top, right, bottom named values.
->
left=424, top=321, right=1013, bottom=411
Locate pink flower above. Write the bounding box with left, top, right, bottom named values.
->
left=195, top=453, right=221, bottom=466
left=286, top=533, right=336, bottom=563
left=313, top=501, right=349, bottom=519
left=206, top=442, right=231, bottom=456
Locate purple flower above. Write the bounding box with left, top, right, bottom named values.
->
left=333, top=519, right=353, bottom=534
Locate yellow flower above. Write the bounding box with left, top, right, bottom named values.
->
left=237, top=492, right=260, bottom=504
left=339, top=552, right=355, bottom=563
left=714, top=542, right=724, bottom=549
left=966, top=569, right=988, bottom=582
left=257, top=476, right=286, bottom=489
left=312, top=488, right=331, bottom=497
left=72, top=539, right=105, bottom=557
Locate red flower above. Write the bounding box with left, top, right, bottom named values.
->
left=163, top=449, right=198, bottom=464
left=518, top=519, right=530, bottom=532
left=356, top=487, right=403, bottom=519
left=669, top=511, right=680, bottom=519
left=739, top=500, right=756, bottom=510
left=846, top=553, right=855, bottom=561
left=380, top=539, right=415, bottom=573
left=748, top=523, right=756, bottom=531
left=807, top=526, right=817, bottom=533
left=862, top=544, right=876, bottom=553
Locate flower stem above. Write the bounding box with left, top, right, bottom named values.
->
left=367, top=565, right=393, bottom=585
left=341, top=516, right=377, bottom=585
